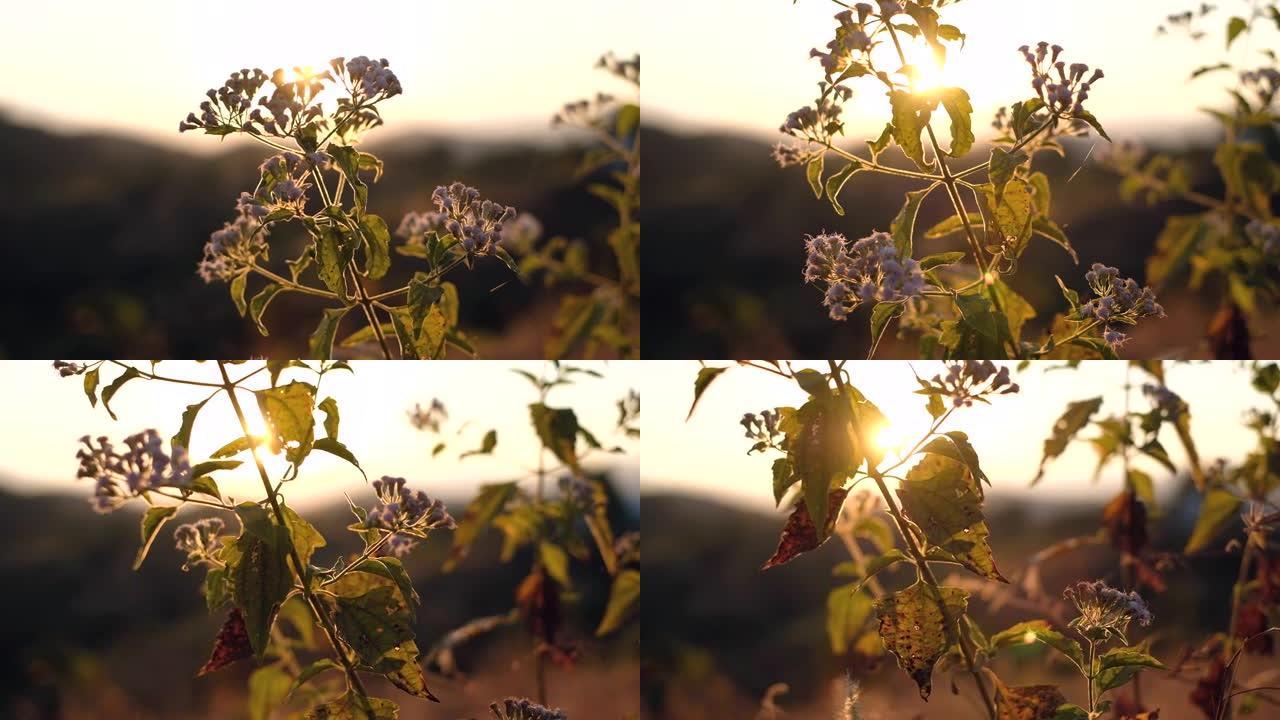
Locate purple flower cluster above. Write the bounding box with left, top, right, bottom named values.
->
left=76, top=430, right=192, bottom=513
left=489, top=698, right=568, bottom=720
left=803, top=231, right=926, bottom=321
left=173, top=517, right=226, bottom=570
left=53, top=360, right=88, bottom=377
left=741, top=409, right=783, bottom=445
left=1064, top=579, right=1153, bottom=642
left=922, top=361, right=1020, bottom=408
left=1143, top=383, right=1187, bottom=418
left=1077, top=264, right=1165, bottom=350
left=1018, top=42, right=1104, bottom=115
left=1247, top=220, right=1280, bottom=256
left=1241, top=67, right=1280, bottom=106
left=342, top=56, right=402, bottom=99
left=810, top=9, right=874, bottom=78
left=407, top=399, right=448, bottom=433
left=558, top=475, right=604, bottom=512
left=396, top=182, right=517, bottom=256
left=198, top=195, right=270, bottom=283
left=178, top=68, right=270, bottom=133
left=779, top=92, right=849, bottom=140
left=364, top=476, right=456, bottom=557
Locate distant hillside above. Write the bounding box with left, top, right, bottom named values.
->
left=0, top=114, right=619, bottom=358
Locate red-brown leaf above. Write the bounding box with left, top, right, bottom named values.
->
left=197, top=607, right=253, bottom=677
left=761, top=488, right=848, bottom=570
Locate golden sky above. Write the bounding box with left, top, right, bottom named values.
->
left=644, top=361, right=1263, bottom=511
left=0, top=361, right=640, bottom=509
left=644, top=0, right=1275, bottom=142
left=0, top=0, right=638, bottom=148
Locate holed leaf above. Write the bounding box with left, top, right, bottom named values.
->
left=898, top=454, right=1006, bottom=581
left=875, top=581, right=969, bottom=699
left=997, top=684, right=1069, bottom=720
left=255, top=381, right=317, bottom=465
left=197, top=608, right=253, bottom=676
left=762, top=488, right=849, bottom=570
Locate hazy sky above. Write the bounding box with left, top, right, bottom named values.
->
left=0, top=0, right=638, bottom=148
left=644, top=0, right=1276, bottom=142
left=643, top=361, right=1264, bottom=511
left=0, top=361, right=640, bottom=510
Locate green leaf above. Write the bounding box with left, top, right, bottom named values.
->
left=923, top=214, right=984, bottom=240
left=978, top=179, right=1034, bottom=256
left=1227, top=16, right=1248, bottom=48
left=101, top=366, right=141, bottom=420
left=825, top=163, right=860, bottom=216
left=919, top=430, right=988, bottom=485
left=868, top=302, right=904, bottom=359
left=875, top=582, right=968, bottom=699
left=248, top=665, right=292, bottom=720
left=318, top=397, right=340, bottom=439
left=313, top=437, right=365, bottom=479
left=248, top=284, right=285, bottom=336
left=989, top=620, right=1084, bottom=668
left=446, top=481, right=519, bottom=570
left=891, top=183, right=939, bottom=258
left=280, top=504, right=325, bottom=566
left=255, top=381, right=317, bottom=465
left=359, top=214, right=391, bottom=280
left=304, top=692, right=398, bottom=719
left=827, top=583, right=874, bottom=654
left=936, top=87, right=974, bottom=157
left=788, top=398, right=858, bottom=532
left=83, top=367, right=100, bottom=407
left=322, top=571, right=436, bottom=701
left=226, top=532, right=293, bottom=660
left=897, top=454, right=1005, bottom=581
left=530, top=403, right=581, bottom=471
left=173, top=398, right=209, bottom=451
left=1075, top=109, right=1111, bottom=142
left=212, top=437, right=253, bottom=459
left=771, top=457, right=795, bottom=507
left=309, top=307, right=353, bottom=360
left=204, top=567, right=230, bottom=612
left=888, top=90, right=934, bottom=170
left=314, top=226, right=349, bottom=298
left=460, top=429, right=498, bottom=459
left=548, top=296, right=605, bottom=360
left=288, top=659, right=341, bottom=697
left=538, top=541, right=572, bottom=587
left=1096, top=647, right=1166, bottom=692
left=806, top=153, right=825, bottom=199
left=616, top=103, right=639, bottom=137
left=353, top=556, right=420, bottom=609
left=230, top=273, right=248, bottom=316
left=857, top=548, right=911, bottom=590
left=1034, top=397, right=1103, bottom=483
left=918, top=251, right=966, bottom=270
left=134, top=506, right=177, bottom=571
left=596, top=568, right=640, bottom=637
left=1185, top=489, right=1243, bottom=553
left=988, top=147, right=1029, bottom=203
left=794, top=368, right=830, bottom=396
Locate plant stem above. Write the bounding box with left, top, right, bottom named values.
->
left=827, top=362, right=999, bottom=720
left=1222, top=540, right=1257, bottom=720
left=215, top=361, right=375, bottom=713
left=1086, top=638, right=1098, bottom=714
left=818, top=141, right=944, bottom=181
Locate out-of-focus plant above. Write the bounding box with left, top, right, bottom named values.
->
left=181, top=58, right=524, bottom=359
left=407, top=362, right=639, bottom=706
left=53, top=359, right=459, bottom=718
left=507, top=53, right=641, bottom=359
left=777, top=1, right=1164, bottom=359
left=1099, top=3, right=1280, bottom=359
left=688, top=360, right=1165, bottom=719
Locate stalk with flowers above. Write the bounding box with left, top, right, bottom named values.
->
left=778, top=1, right=1166, bottom=359
left=688, top=360, right=1169, bottom=719
left=406, top=363, right=640, bottom=707
left=50, top=360, right=579, bottom=720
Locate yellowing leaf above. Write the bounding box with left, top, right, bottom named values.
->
left=875, top=582, right=968, bottom=699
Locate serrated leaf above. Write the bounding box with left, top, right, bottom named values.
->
left=248, top=283, right=285, bottom=336
left=897, top=454, right=1006, bottom=581
left=806, top=153, right=825, bottom=199
left=256, top=381, right=317, bottom=465
left=875, top=582, right=968, bottom=699
left=762, top=488, right=848, bottom=570
left=446, top=481, right=519, bottom=570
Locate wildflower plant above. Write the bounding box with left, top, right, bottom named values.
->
left=408, top=363, right=640, bottom=706
left=510, top=53, right=641, bottom=359
left=778, top=1, right=1167, bottom=359
left=181, top=57, right=525, bottom=359
left=688, top=361, right=1168, bottom=720
left=1102, top=2, right=1280, bottom=358
left=55, top=360, right=470, bottom=718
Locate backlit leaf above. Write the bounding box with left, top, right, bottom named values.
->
left=875, top=581, right=968, bottom=699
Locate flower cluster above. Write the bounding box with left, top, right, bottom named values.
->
left=1240, top=67, right=1280, bottom=107
left=1017, top=42, right=1104, bottom=115
left=920, top=361, right=1020, bottom=408
left=407, top=399, right=448, bottom=433
left=197, top=194, right=270, bottom=283
left=76, top=430, right=192, bottom=513
left=1246, top=220, right=1280, bottom=257
left=363, top=476, right=456, bottom=557
left=178, top=67, right=270, bottom=133
left=1076, top=264, right=1165, bottom=350
left=809, top=8, right=875, bottom=79
left=342, top=56, right=402, bottom=100
left=489, top=698, right=568, bottom=720
left=1064, top=580, right=1153, bottom=643
left=173, top=517, right=226, bottom=571
left=1143, top=383, right=1187, bottom=419
left=741, top=409, right=783, bottom=448
left=397, top=182, right=517, bottom=256
left=499, top=213, right=544, bottom=254
left=597, top=51, right=640, bottom=86
left=779, top=91, right=849, bottom=141
left=803, top=231, right=926, bottom=321
left=53, top=360, right=88, bottom=377
left=559, top=475, right=604, bottom=512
